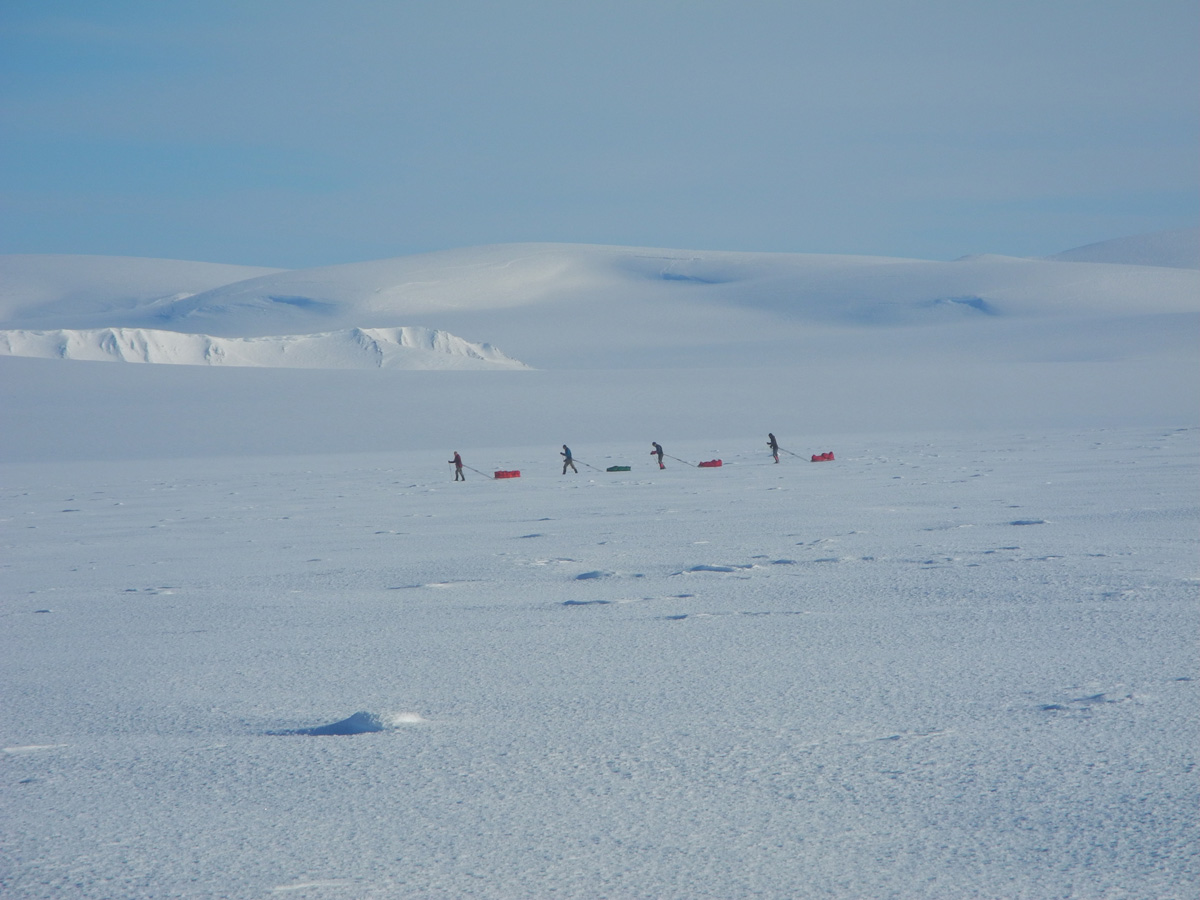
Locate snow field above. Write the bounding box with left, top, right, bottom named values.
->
left=2, top=427, right=1196, bottom=898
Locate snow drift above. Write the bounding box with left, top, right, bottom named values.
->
left=0, top=326, right=530, bottom=370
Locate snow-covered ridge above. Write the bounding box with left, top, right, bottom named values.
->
left=0, top=254, right=285, bottom=325
left=1, top=236, right=1196, bottom=372
left=0, top=326, right=530, bottom=370
left=1047, top=228, right=1199, bottom=269
left=5, top=239, right=1196, bottom=338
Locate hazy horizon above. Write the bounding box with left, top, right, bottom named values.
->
left=2, top=1, right=1197, bottom=269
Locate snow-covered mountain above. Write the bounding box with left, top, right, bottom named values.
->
left=1, top=238, right=1196, bottom=370
left=0, top=326, right=529, bottom=370
left=0, top=234, right=1195, bottom=461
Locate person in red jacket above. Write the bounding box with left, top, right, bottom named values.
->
left=450, top=451, right=465, bottom=481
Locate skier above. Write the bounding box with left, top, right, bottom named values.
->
left=767, top=433, right=779, bottom=464
left=651, top=441, right=665, bottom=469
left=449, top=451, right=465, bottom=481
left=561, top=444, right=578, bottom=474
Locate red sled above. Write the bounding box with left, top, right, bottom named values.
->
left=494, top=470, right=521, bottom=479
left=697, top=459, right=723, bottom=468
left=810, top=452, right=835, bottom=462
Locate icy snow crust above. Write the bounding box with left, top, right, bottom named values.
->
left=1, top=429, right=1196, bottom=898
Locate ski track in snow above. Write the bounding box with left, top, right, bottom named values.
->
left=1, top=427, right=1197, bottom=898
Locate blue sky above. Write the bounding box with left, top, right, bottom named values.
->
left=2, top=1, right=1197, bottom=268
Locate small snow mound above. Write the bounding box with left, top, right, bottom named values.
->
left=297, top=709, right=425, bottom=736
left=305, top=711, right=386, bottom=735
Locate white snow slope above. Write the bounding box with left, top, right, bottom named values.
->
left=1047, top=227, right=1200, bottom=269
left=1, top=233, right=1197, bottom=898
left=0, top=254, right=284, bottom=326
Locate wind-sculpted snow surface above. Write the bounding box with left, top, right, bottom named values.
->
left=0, top=326, right=529, bottom=369
left=1, top=428, right=1196, bottom=898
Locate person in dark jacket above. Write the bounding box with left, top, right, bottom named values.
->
left=561, top=445, right=578, bottom=474
left=450, top=451, right=465, bottom=480
left=767, top=433, right=779, bottom=464
left=651, top=442, right=665, bottom=469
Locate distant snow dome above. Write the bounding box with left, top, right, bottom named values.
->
left=1048, top=228, right=1199, bottom=269
left=0, top=326, right=531, bottom=370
